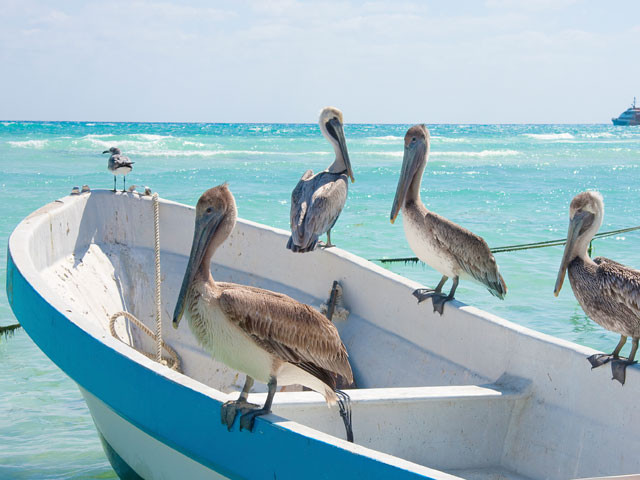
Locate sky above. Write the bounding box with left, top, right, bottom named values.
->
left=1, top=0, right=640, bottom=123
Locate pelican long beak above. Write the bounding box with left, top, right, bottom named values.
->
left=390, top=141, right=422, bottom=224
left=327, top=118, right=354, bottom=183
left=554, top=212, right=586, bottom=296
left=173, top=210, right=225, bottom=328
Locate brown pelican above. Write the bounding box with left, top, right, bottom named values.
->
left=390, top=124, right=507, bottom=314
left=287, top=106, right=354, bottom=252
left=102, top=147, right=134, bottom=192
left=554, top=191, right=640, bottom=384
left=173, top=184, right=354, bottom=439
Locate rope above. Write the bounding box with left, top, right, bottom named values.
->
left=109, top=192, right=182, bottom=373
left=109, top=312, right=181, bottom=372
left=153, top=193, right=162, bottom=362
left=372, top=225, right=640, bottom=264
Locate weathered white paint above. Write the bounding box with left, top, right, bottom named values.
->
left=11, top=190, right=640, bottom=480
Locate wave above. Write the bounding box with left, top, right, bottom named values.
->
left=430, top=136, right=467, bottom=143
left=134, top=149, right=332, bottom=157
left=523, top=133, right=574, bottom=140
left=130, top=134, right=172, bottom=141
left=581, top=132, right=615, bottom=139
left=81, top=134, right=115, bottom=139
left=7, top=139, right=48, bottom=148
left=370, top=135, right=403, bottom=141
left=431, top=149, right=520, bottom=157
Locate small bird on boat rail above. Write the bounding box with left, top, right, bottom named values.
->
left=390, top=124, right=507, bottom=314
left=173, top=183, right=355, bottom=440
left=554, top=191, right=640, bottom=385
left=287, top=106, right=354, bottom=252
left=102, top=147, right=134, bottom=192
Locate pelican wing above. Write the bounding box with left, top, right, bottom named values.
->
left=218, top=284, right=353, bottom=383
left=593, top=257, right=640, bottom=313
left=289, top=170, right=314, bottom=240
left=428, top=210, right=507, bottom=298
left=302, top=175, right=347, bottom=244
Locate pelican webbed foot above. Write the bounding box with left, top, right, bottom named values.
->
left=221, top=399, right=260, bottom=430
left=221, top=376, right=258, bottom=430
left=239, top=406, right=273, bottom=432
left=587, top=353, right=615, bottom=369
left=589, top=335, right=631, bottom=371
left=413, top=275, right=449, bottom=304
left=610, top=358, right=637, bottom=385
left=414, top=276, right=458, bottom=316
left=322, top=230, right=336, bottom=248
left=412, top=288, right=439, bottom=303
left=609, top=337, right=638, bottom=385
left=432, top=294, right=455, bottom=315
left=239, top=376, right=277, bottom=433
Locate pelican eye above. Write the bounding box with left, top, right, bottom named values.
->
left=206, top=207, right=213, bottom=214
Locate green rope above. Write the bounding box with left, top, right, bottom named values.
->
left=373, top=225, right=640, bottom=264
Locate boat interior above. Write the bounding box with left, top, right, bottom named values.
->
left=26, top=192, right=640, bottom=480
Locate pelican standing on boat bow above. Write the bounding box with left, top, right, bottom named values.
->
left=287, top=107, right=354, bottom=252
left=390, top=125, right=507, bottom=314
left=554, top=191, right=640, bottom=385
left=173, top=184, right=354, bottom=440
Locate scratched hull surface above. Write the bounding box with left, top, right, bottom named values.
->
left=6, top=190, right=640, bottom=479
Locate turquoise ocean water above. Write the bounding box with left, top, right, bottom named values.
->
left=1, top=121, right=639, bottom=477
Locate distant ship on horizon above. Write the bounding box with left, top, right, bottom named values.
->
left=612, top=97, right=640, bottom=125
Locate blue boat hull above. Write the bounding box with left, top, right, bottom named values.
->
left=6, top=244, right=431, bottom=480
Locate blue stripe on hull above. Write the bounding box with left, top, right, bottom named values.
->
left=6, top=250, right=433, bottom=480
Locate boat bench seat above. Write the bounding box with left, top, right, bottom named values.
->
left=243, top=374, right=532, bottom=474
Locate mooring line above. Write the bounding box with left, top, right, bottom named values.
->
left=372, top=225, right=640, bottom=264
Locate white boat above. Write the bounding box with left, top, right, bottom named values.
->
left=7, top=189, right=640, bottom=480
left=612, top=97, right=640, bottom=126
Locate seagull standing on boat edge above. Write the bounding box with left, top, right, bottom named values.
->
left=390, top=124, right=507, bottom=314
left=554, top=191, right=640, bottom=385
left=102, top=147, right=134, bottom=192
left=173, top=184, right=355, bottom=440
left=287, top=106, right=354, bottom=252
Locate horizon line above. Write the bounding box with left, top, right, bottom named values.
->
left=0, top=119, right=613, bottom=126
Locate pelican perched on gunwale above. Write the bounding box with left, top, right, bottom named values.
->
left=287, top=106, right=354, bottom=252
left=173, top=184, right=354, bottom=440
left=554, top=191, right=640, bottom=385
left=390, top=124, right=507, bottom=314
left=102, top=147, right=134, bottom=192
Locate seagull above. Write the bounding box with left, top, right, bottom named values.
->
left=173, top=183, right=354, bottom=440
left=555, top=190, right=640, bottom=384
left=390, top=124, right=507, bottom=314
left=102, top=147, right=134, bottom=192
left=287, top=106, right=354, bottom=252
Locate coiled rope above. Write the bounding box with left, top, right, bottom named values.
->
left=372, top=225, right=640, bottom=265
left=109, top=192, right=181, bottom=372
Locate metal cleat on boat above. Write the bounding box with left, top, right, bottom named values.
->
left=81, top=185, right=90, bottom=193
left=70, top=186, right=80, bottom=195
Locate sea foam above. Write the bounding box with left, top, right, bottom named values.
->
left=523, top=133, right=574, bottom=140
left=7, top=139, right=48, bottom=148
